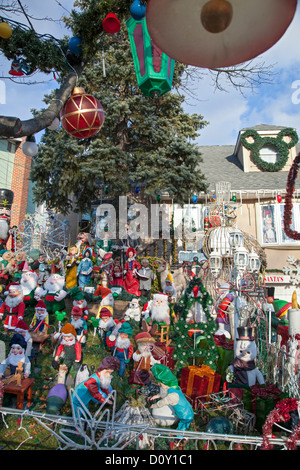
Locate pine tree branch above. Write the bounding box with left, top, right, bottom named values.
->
left=0, top=68, right=82, bottom=138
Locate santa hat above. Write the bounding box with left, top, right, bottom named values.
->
left=35, top=300, right=47, bottom=311
left=61, top=323, right=77, bottom=337
left=5, top=283, right=22, bottom=295
left=96, top=286, right=112, bottom=299
left=99, top=307, right=113, bottom=318
left=22, top=260, right=30, bottom=272
left=9, top=333, right=26, bottom=350
left=153, top=293, right=168, bottom=301
left=71, top=306, right=82, bottom=317
left=96, top=356, right=120, bottom=373
left=135, top=332, right=155, bottom=344
left=15, top=319, right=29, bottom=331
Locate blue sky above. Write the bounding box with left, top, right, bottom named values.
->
left=1, top=0, right=300, bottom=147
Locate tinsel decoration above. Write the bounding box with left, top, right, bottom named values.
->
left=283, top=152, right=300, bottom=240
left=172, top=278, right=219, bottom=372
left=262, top=398, right=299, bottom=450
left=241, top=128, right=298, bottom=172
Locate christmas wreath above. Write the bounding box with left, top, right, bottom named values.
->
left=241, top=128, right=298, bottom=172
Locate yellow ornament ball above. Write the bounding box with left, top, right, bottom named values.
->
left=0, top=22, right=13, bottom=39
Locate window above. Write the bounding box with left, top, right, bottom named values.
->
left=259, top=203, right=299, bottom=246
left=259, top=145, right=280, bottom=164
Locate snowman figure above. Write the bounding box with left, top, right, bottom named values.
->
left=227, top=326, right=265, bottom=387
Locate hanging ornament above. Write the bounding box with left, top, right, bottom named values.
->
left=8, top=59, right=24, bottom=76
left=60, top=87, right=105, bottom=139
left=0, top=22, right=12, bottom=39
left=277, top=194, right=282, bottom=203
left=47, top=117, right=60, bottom=131
left=130, top=0, right=147, bottom=20
left=68, top=37, right=82, bottom=55
left=66, top=49, right=82, bottom=66
left=156, top=194, right=161, bottom=202
left=134, top=185, right=140, bottom=194
left=231, top=193, right=237, bottom=202
left=192, top=194, right=198, bottom=203
left=104, top=185, right=109, bottom=194
left=22, top=135, right=38, bottom=157
left=102, top=13, right=121, bottom=34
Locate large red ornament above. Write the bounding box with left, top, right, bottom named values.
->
left=60, top=87, right=105, bottom=139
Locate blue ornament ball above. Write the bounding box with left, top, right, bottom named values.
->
left=192, top=195, right=198, bottom=203
left=135, top=185, right=140, bottom=194
left=130, top=0, right=146, bottom=20
left=68, top=37, right=82, bottom=55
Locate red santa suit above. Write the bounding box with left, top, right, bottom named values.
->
left=0, top=284, right=25, bottom=331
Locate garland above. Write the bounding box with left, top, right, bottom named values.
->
left=262, top=398, right=298, bottom=450
left=172, top=278, right=219, bottom=372
left=241, top=128, right=298, bottom=172
left=283, top=152, right=300, bottom=240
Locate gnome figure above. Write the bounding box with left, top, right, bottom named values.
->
left=0, top=283, right=25, bottom=333
left=70, top=306, right=88, bottom=344
left=106, top=322, right=134, bottom=379
left=69, top=286, right=89, bottom=317
left=53, top=323, right=81, bottom=378
left=35, top=273, right=67, bottom=315
left=15, top=319, right=33, bottom=359
left=143, top=293, right=170, bottom=336
left=97, top=307, right=116, bottom=348
left=20, top=268, right=38, bottom=307
left=227, top=327, right=265, bottom=387
left=0, top=333, right=31, bottom=378
left=131, top=332, right=160, bottom=384
left=72, top=356, right=120, bottom=417
left=29, top=300, right=49, bottom=335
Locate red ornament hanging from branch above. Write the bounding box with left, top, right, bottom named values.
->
left=60, top=87, right=105, bottom=139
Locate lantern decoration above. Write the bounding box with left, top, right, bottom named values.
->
left=60, top=87, right=105, bottom=139
left=126, top=16, right=175, bottom=97
left=192, top=194, right=198, bottom=203
left=233, top=246, right=249, bottom=272
left=146, top=0, right=297, bottom=68
left=22, top=135, right=38, bottom=157
left=277, top=193, right=282, bottom=203
left=68, top=37, right=82, bottom=55
left=209, top=249, right=222, bottom=276
left=130, top=0, right=147, bottom=21
left=0, top=22, right=12, bottom=39
left=102, top=13, right=121, bottom=34
left=229, top=226, right=244, bottom=251
left=248, top=249, right=261, bottom=273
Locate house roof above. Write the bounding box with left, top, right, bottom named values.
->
left=197, top=143, right=300, bottom=194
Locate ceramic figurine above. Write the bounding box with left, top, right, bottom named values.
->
left=20, top=268, right=39, bottom=307
left=106, top=322, right=134, bottom=379
left=97, top=306, right=116, bottom=348
left=52, top=323, right=81, bottom=377
left=15, top=319, right=33, bottom=359
left=77, top=247, right=94, bottom=289
left=143, top=293, right=170, bottom=336
left=29, top=300, right=49, bottom=334
left=124, top=298, right=141, bottom=322
left=137, top=258, right=155, bottom=300
left=123, top=247, right=141, bottom=296
left=0, top=333, right=31, bottom=378
left=0, top=283, right=25, bottom=333
left=34, top=273, right=67, bottom=316
left=70, top=306, right=88, bottom=344
left=69, top=286, right=89, bottom=317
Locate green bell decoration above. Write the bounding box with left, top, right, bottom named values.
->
left=126, top=16, right=175, bottom=97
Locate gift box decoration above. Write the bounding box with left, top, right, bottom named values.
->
left=180, top=364, right=221, bottom=402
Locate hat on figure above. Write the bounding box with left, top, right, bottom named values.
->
left=237, top=326, right=256, bottom=341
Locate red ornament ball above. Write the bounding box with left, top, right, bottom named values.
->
left=60, top=87, right=105, bottom=139
left=277, top=194, right=282, bottom=203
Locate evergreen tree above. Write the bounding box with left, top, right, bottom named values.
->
left=30, top=11, right=209, bottom=214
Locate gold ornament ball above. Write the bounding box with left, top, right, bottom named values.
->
left=0, top=22, right=13, bottom=39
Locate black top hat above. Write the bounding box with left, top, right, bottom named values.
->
left=237, top=326, right=256, bottom=341
left=0, top=189, right=14, bottom=208
left=79, top=218, right=91, bottom=233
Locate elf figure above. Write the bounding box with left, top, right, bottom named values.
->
left=72, top=356, right=120, bottom=417
left=15, top=319, right=33, bottom=360
left=69, top=286, right=89, bottom=317
left=163, top=273, right=177, bottom=302
left=0, top=333, right=31, bottom=378
left=150, top=364, right=194, bottom=432
left=106, top=322, right=134, bottom=379
left=53, top=323, right=81, bottom=378
left=77, top=247, right=94, bottom=289
left=29, top=300, right=49, bottom=335
left=70, top=306, right=88, bottom=344
left=0, top=283, right=25, bottom=333
left=97, top=307, right=116, bottom=348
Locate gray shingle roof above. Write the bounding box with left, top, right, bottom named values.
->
left=197, top=143, right=300, bottom=193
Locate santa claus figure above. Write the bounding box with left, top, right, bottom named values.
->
left=15, top=319, right=33, bottom=359
left=71, top=306, right=88, bottom=344
left=0, top=333, right=31, bottom=378
left=98, top=307, right=116, bottom=348
left=0, top=283, right=25, bottom=333
left=143, top=293, right=170, bottom=336
left=95, top=285, right=114, bottom=317
left=69, top=286, right=89, bottom=317
left=106, top=322, right=134, bottom=379
left=35, top=273, right=67, bottom=315
left=20, top=268, right=38, bottom=307
left=29, top=300, right=49, bottom=335
left=53, top=323, right=81, bottom=377
left=124, top=298, right=141, bottom=323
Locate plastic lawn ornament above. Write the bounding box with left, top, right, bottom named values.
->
left=90, top=316, right=100, bottom=338
left=55, top=311, right=66, bottom=332
left=146, top=0, right=297, bottom=68
left=0, top=22, right=12, bottom=39
left=126, top=16, right=175, bottom=97
left=60, top=87, right=105, bottom=139
left=130, top=0, right=147, bottom=20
